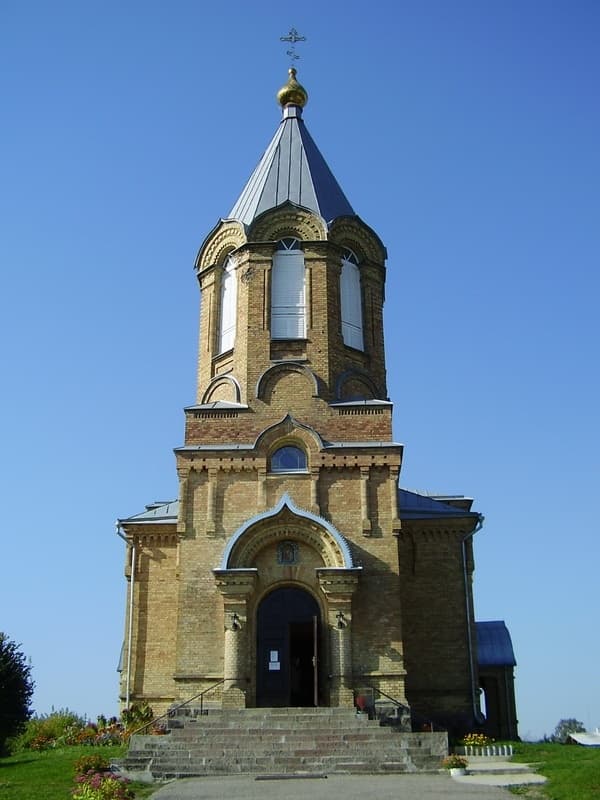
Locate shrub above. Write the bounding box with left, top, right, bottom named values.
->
left=72, top=725, right=101, bottom=746
left=441, top=754, right=468, bottom=769
left=74, top=753, right=111, bottom=775
left=120, top=703, right=154, bottom=735
left=12, top=711, right=127, bottom=751
left=13, top=709, right=86, bottom=751
left=461, top=732, right=494, bottom=746
left=72, top=770, right=134, bottom=800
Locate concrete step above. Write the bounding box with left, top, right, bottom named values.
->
left=119, top=708, right=447, bottom=780
left=450, top=758, right=547, bottom=788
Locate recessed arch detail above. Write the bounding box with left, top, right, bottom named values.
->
left=328, top=215, right=387, bottom=264
left=254, top=414, right=324, bottom=456
left=335, top=368, right=382, bottom=401
left=249, top=203, right=328, bottom=243
left=219, top=493, right=354, bottom=570
left=202, top=374, right=242, bottom=405
left=196, top=220, right=247, bottom=272
left=256, top=362, right=321, bottom=401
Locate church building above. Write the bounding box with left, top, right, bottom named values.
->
left=117, top=68, right=518, bottom=739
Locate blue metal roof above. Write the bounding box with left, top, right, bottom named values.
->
left=184, top=401, right=249, bottom=411
left=399, top=489, right=480, bottom=520
left=228, top=105, right=355, bottom=225
left=119, top=500, right=178, bottom=525
left=476, top=621, right=517, bottom=667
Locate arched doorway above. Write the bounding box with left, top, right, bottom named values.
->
left=256, top=587, right=321, bottom=707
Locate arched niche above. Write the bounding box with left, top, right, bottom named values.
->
left=335, top=369, right=381, bottom=401
left=249, top=202, right=328, bottom=243
left=202, top=375, right=242, bottom=405
left=195, top=220, right=247, bottom=272
left=256, top=363, right=321, bottom=403
left=219, top=494, right=353, bottom=571
left=254, top=414, right=323, bottom=459
left=328, top=215, right=387, bottom=265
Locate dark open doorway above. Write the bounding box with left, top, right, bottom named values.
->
left=256, top=587, right=321, bottom=707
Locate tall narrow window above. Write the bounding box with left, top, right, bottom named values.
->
left=271, top=238, right=305, bottom=339
left=340, top=248, right=363, bottom=350
left=219, top=255, right=237, bottom=352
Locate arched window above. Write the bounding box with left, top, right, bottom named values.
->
left=340, top=248, right=364, bottom=350
left=218, top=255, right=237, bottom=352
left=271, top=238, right=305, bottom=339
left=270, top=445, right=307, bottom=473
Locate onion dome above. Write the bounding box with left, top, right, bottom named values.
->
left=277, top=67, right=308, bottom=108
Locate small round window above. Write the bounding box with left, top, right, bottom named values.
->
left=270, top=445, right=307, bottom=473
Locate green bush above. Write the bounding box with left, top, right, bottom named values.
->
left=10, top=711, right=127, bottom=752
left=72, top=770, right=134, bottom=800
left=73, top=753, right=111, bottom=775
left=120, top=703, right=154, bottom=734
left=12, top=709, right=85, bottom=751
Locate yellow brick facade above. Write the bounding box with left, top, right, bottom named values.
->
left=117, top=80, right=488, bottom=736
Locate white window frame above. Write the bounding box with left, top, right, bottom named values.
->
left=218, top=255, right=237, bottom=353
left=271, top=238, right=306, bottom=339
left=340, top=248, right=364, bottom=350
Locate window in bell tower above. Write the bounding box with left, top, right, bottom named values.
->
left=340, top=248, right=364, bottom=351
left=270, top=445, right=307, bottom=473
left=271, top=238, right=306, bottom=339
left=218, top=254, right=237, bottom=353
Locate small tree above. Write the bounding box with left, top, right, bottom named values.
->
left=0, top=633, right=35, bottom=753
left=551, top=718, right=586, bottom=743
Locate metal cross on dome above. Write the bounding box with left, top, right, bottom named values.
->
left=280, top=27, right=306, bottom=65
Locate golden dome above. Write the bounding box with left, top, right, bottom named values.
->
left=277, top=68, right=308, bottom=108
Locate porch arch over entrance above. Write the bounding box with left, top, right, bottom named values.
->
left=219, top=493, right=354, bottom=570
left=256, top=586, right=321, bottom=707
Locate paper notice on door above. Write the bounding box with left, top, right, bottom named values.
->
left=269, top=662, right=281, bottom=671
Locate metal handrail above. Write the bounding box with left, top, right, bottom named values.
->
left=357, top=684, right=409, bottom=710
left=352, top=683, right=444, bottom=732
left=127, top=678, right=226, bottom=737
left=352, top=682, right=409, bottom=712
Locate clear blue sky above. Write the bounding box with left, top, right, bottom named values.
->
left=1, top=1, right=598, bottom=742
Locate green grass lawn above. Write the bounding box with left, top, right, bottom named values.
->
left=0, top=746, right=154, bottom=800
left=2, top=740, right=599, bottom=800
left=510, top=742, right=600, bottom=800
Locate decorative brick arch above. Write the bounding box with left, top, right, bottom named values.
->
left=219, top=494, right=354, bottom=570
left=335, top=368, right=382, bottom=401
left=328, top=215, right=387, bottom=265
left=196, top=220, right=247, bottom=271
left=201, top=374, right=242, bottom=405
left=256, top=363, right=321, bottom=401
left=249, top=203, right=328, bottom=243
left=254, top=414, right=323, bottom=458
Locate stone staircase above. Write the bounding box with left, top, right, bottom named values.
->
left=118, top=707, right=447, bottom=781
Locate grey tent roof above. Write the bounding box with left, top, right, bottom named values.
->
left=476, top=621, right=517, bottom=667
left=228, top=105, right=355, bottom=225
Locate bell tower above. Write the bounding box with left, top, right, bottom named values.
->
left=175, top=67, right=405, bottom=709
left=192, top=68, right=389, bottom=414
